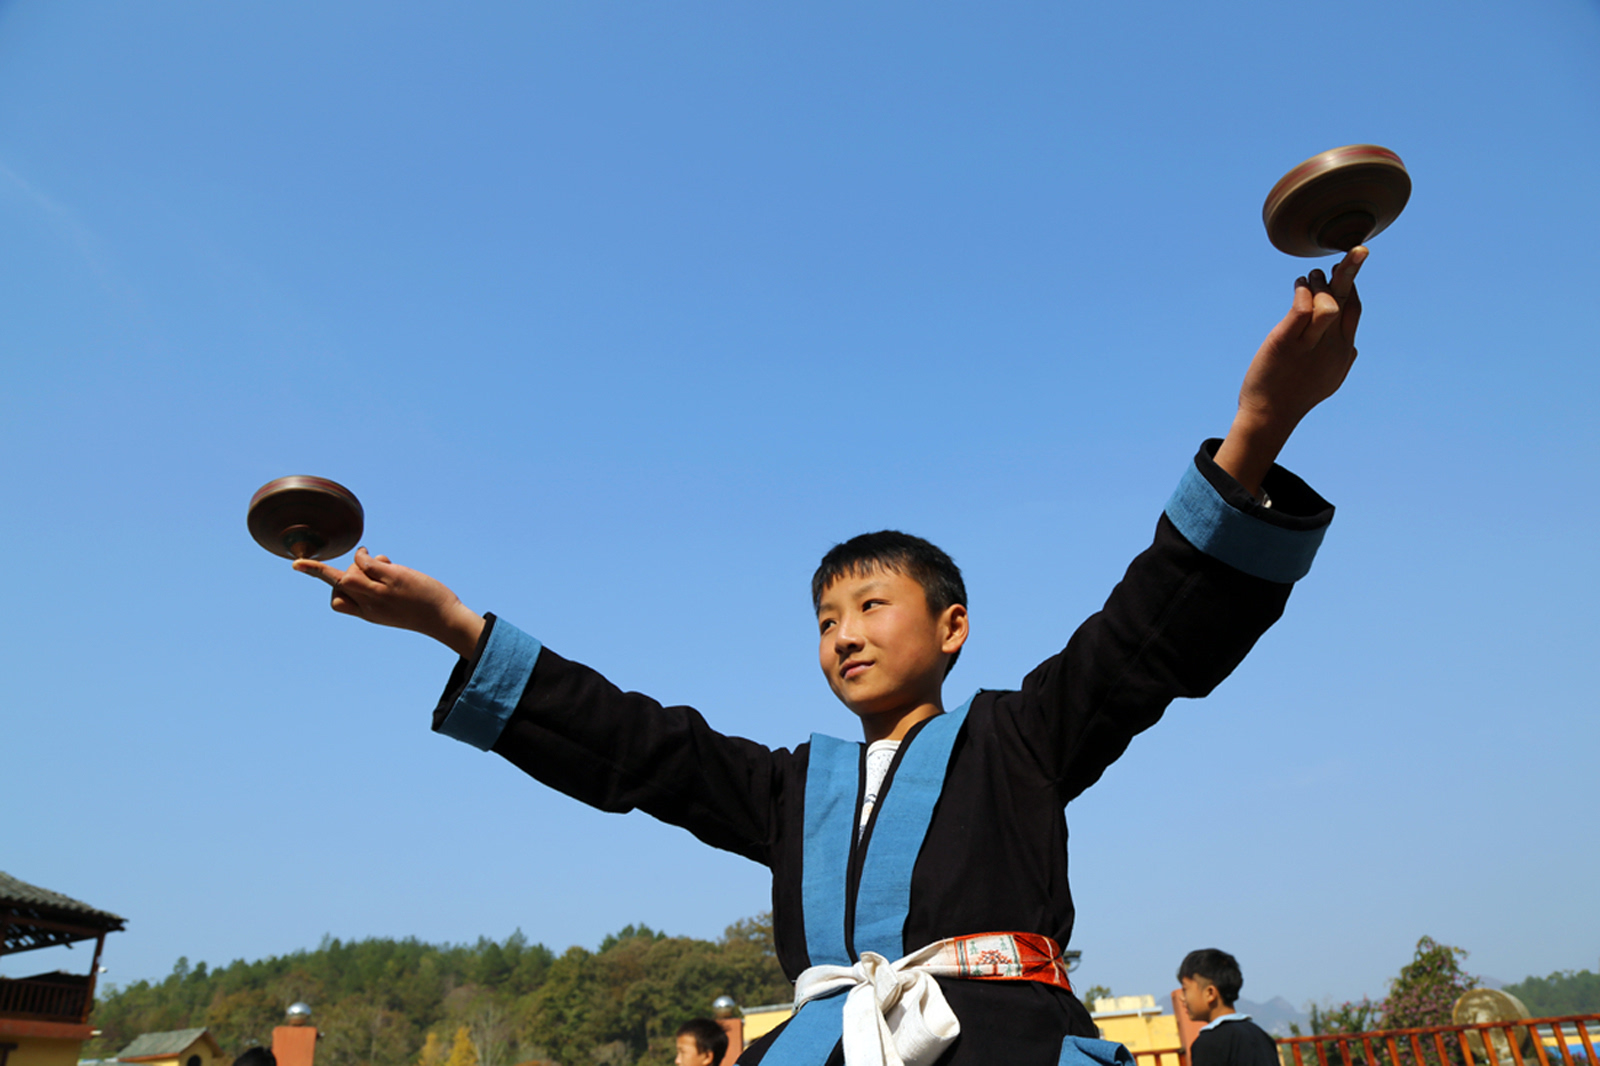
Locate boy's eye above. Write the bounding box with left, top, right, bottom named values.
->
left=862, top=599, right=885, bottom=610
left=819, top=619, right=836, bottom=634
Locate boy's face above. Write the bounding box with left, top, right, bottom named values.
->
left=1179, top=976, right=1222, bottom=1023
left=816, top=566, right=967, bottom=726
left=675, top=1035, right=714, bottom=1066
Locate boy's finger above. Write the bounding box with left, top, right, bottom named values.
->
left=293, top=559, right=342, bottom=587
left=329, top=594, right=362, bottom=617
left=1291, top=278, right=1315, bottom=327
left=1343, top=284, right=1363, bottom=340
left=1330, top=246, right=1367, bottom=300
left=1304, top=290, right=1342, bottom=346
left=354, top=547, right=399, bottom=578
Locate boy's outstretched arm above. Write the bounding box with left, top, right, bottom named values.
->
left=293, top=548, right=486, bottom=658
left=1212, top=245, right=1366, bottom=497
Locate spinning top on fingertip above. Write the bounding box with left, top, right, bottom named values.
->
left=1263, top=144, right=1411, bottom=257
left=247, top=476, right=364, bottom=560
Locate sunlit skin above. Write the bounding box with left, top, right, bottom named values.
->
left=1179, top=975, right=1231, bottom=1024
left=675, top=1035, right=715, bottom=1066
left=816, top=567, right=969, bottom=743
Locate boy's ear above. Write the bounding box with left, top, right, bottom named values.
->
left=939, top=603, right=969, bottom=655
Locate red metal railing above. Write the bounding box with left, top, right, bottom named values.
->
left=1278, top=1015, right=1598, bottom=1066
left=0, top=978, right=92, bottom=1023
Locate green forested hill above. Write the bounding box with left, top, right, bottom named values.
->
left=1503, top=969, right=1600, bottom=1017
left=87, top=916, right=789, bottom=1066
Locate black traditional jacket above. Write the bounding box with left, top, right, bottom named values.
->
left=432, top=442, right=1334, bottom=1066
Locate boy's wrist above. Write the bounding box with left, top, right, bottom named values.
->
left=431, top=602, right=486, bottom=658
left=1215, top=409, right=1298, bottom=497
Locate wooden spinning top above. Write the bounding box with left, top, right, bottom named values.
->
left=247, top=476, right=364, bottom=560
left=1263, top=144, right=1411, bottom=257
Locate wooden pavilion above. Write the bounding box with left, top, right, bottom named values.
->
left=0, top=872, right=126, bottom=1066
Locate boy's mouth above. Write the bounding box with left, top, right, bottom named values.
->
left=840, top=659, right=871, bottom=680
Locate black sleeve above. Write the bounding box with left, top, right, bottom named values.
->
left=988, top=443, right=1333, bottom=803
left=1190, top=1030, right=1225, bottom=1066
left=433, top=618, right=797, bottom=866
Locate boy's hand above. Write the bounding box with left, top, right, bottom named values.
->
left=1214, top=246, right=1366, bottom=496
left=293, top=547, right=485, bottom=658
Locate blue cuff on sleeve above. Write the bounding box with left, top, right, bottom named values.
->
left=1164, top=459, right=1327, bottom=583
left=437, top=621, right=543, bottom=751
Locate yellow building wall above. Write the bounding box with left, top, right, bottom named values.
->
left=1093, top=998, right=1183, bottom=1066
left=9, top=1034, right=86, bottom=1066
left=742, top=1006, right=794, bottom=1043
left=1097, top=1012, right=1180, bottom=1050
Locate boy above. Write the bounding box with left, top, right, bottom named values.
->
left=1178, top=949, right=1281, bottom=1066
left=295, top=249, right=1366, bottom=1066
left=677, top=1018, right=731, bottom=1066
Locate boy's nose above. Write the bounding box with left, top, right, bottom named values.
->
left=833, top=623, right=863, bottom=654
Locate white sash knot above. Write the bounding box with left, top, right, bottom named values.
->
left=792, top=942, right=961, bottom=1066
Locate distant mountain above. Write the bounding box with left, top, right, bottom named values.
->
left=1237, top=996, right=1310, bottom=1037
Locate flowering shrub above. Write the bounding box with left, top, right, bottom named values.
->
left=1382, top=937, right=1479, bottom=1031
left=1286, top=938, right=1480, bottom=1066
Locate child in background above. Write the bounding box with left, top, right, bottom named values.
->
left=1178, top=949, right=1281, bottom=1066
left=677, top=1018, right=730, bottom=1066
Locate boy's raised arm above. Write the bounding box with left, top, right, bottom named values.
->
left=294, top=548, right=486, bottom=658
left=1212, top=245, right=1366, bottom=496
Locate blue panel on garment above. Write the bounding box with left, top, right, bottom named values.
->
left=767, top=734, right=858, bottom=1066
left=1058, top=1036, right=1137, bottom=1066
left=801, top=733, right=859, bottom=968
left=1164, top=459, right=1325, bottom=583
left=853, top=699, right=972, bottom=960
left=437, top=621, right=542, bottom=751
left=760, top=990, right=848, bottom=1066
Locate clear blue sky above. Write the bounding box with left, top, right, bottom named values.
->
left=4, top=1, right=1597, bottom=1013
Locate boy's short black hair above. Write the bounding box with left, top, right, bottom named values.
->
left=233, top=1049, right=276, bottom=1066
left=676, top=1018, right=728, bottom=1063
left=812, top=531, right=968, bottom=672
left=1177, top=948, right=1243, bottom=1005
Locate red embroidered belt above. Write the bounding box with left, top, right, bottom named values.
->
left=931, top=931, right=1075, bottom=992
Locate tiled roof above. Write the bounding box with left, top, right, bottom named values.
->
left=116, top=1029, right=218, bottom=1061
left=0, top=871, right=126, bottom=926
left=0, top=870, right=126, bottom=956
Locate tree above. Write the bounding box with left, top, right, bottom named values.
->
left=1306, top=999, right=1382, bottom=1036
left=317, top=993, right=417, bottom=1066
left=443, top=1027, right=478, bottom=1066
left=1082, top=986, right=1112, bottom=1008
left=85, top=915, right=789, bottom=1066
left=441, top=986, right=513, bottom=1066
left=1381, top=937, right=1478, bottom=1031
left=1503, top=970, right=1600, bottom=1017
left=416, top=1031, right=446, bottom=1066
left=1288, top=998, right=1383, bottom=1066
left=205, top=987, right=284, bottom=1055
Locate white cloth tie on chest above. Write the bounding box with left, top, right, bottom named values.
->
left=791, top=940, right=960, bottom=1066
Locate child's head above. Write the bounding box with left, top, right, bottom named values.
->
left=812, top=532, right=967, bottom=630
left=674, top=1018, right=727, bottom=1066
left=812, top=531, right=970, bottom=719
left=1177, top=948, right=1243, bottom=1023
